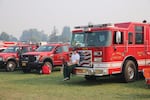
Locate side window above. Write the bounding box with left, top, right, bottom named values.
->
left=113, top=31, right=123, bottom=44
left=62, top=45, right=69, bottom=52
left=128, top=32, right=133, bottom=44
left=135, top=26, right=144, bottom=44
left=15, top=47, right=19, bottom=52
left=56, top=47, right=63, bottom=53
left=22, top=47, right=28, bottom=53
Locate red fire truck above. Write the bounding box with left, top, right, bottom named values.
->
left=0, top=41, right=17, bottom=52
left=71, top=21, right=150, bottom=82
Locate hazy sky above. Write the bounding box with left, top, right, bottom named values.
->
left=0, top=0, right=150, bottom=39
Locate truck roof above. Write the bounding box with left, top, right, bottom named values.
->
left=73, top=22, right=150, bottom=33
left=45, top=43, right=69, bottom=46
left=9, top=44, right=33, bottom=47
left=115, top=22, right=150, bottom=28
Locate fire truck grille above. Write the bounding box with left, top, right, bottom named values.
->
left=78, top=50, right=92, bottom=67
left=22, top=55, right=36, bottom=62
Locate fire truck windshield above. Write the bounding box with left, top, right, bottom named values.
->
left=71, top=31, right=112, bottom=47
left=36, top=45, right=54, bottom=52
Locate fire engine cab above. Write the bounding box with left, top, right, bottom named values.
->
left=71, top=21, right=150, bottom=82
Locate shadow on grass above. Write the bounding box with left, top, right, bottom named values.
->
left=121, top=73, right=147, bottom=89
left=0, top=66, right=61, bottom=72
left=0, top=67, right=61, bottom=74
left=62, top=76, right=122, bottom=86
left=7, top=73, right=128, bottom=86
left=64, top=73, right=144, bottom=85
left=0, top=69, right=6, bottom=72
left=3, top=70, right=147, bottom=89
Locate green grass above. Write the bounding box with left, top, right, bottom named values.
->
left=0, top=69, right=150, bottom=100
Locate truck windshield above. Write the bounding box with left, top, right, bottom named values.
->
left=71, top=30, right=112, bottom=47
left=36, top=45, right=54, bottom=52
left=3, top=46, right=19, bottom=53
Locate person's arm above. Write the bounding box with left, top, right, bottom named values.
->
left=71, top=60, right=79, bottom=65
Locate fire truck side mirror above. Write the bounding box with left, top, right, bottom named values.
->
left=116, top=31, right=121, bottom=44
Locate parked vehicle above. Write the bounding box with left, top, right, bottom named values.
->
left=20, top=43, right=69, bottom=73
left=0, top=47, right=7, bottom=52
left=71, top=21, right=150, bottom=82
left=0, top=41, right=18, bottom=52
left=0, top=45, right=34, bottom=71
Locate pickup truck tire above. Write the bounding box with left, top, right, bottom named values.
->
left=6, top=61, right=16, bottom=72
left=123, top=60, right=137, bottom=82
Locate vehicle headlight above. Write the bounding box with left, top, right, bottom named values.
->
left=0, top=57, right=3, bottom=61
left=94, top=51, right=102, bottom=56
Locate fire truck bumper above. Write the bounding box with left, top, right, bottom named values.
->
left=74, top=67, right=108, bottom=76
left=21, top=61, right=43, bottom=69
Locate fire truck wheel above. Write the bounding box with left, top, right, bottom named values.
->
left=123, top=60, right=137, bottom=82
left=6, top=61, right=16, bottom=72
left=84, top=75, right=97, bottom=81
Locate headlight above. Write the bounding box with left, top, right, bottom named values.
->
left=0, top=57, right=3, bottom=61
left=94, top=51, right=102, bottom=56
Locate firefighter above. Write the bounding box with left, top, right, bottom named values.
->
left=63, top=47, right=80, bottom=81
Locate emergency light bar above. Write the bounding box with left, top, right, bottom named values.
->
left=75, top=23, right=114, bottom=29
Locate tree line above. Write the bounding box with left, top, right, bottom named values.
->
left=0, top=26, right=71, bottom=43
left=0, top=32, right=18, bottom=41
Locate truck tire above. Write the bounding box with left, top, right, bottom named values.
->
left=123, top=60, right=137, bottom=82
left=6, top=61, right=16, bottom=72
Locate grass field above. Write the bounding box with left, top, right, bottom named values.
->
left=0, top=69, right=150, bottom=100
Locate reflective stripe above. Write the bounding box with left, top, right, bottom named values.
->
left=94, top=59, right=150, bottom=68
left=93, top=62, right=122, bottom=68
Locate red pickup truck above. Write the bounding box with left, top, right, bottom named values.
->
left=20, top=43, right=69, bottom=73
left=0, top=45, right=34, bottom=71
